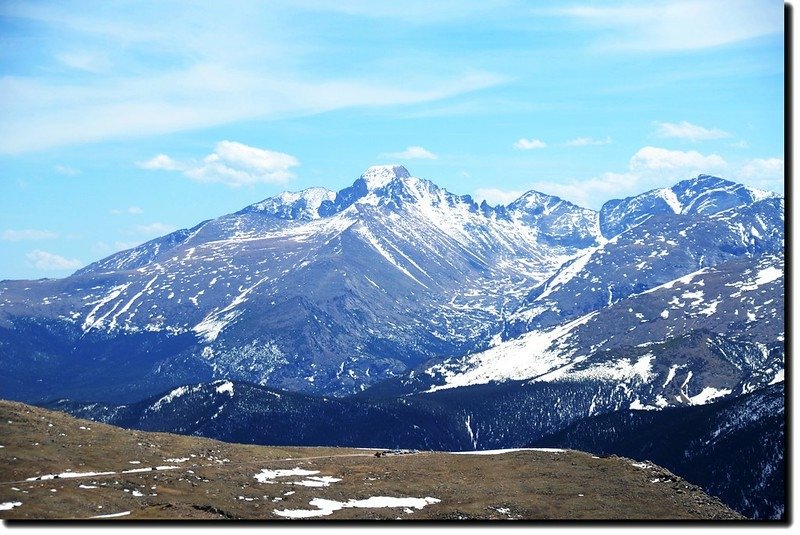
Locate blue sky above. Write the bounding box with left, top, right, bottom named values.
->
left=0, top=0, right=785, bottom=280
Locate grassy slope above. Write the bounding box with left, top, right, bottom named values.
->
left=0, top=400, right=742, bottom=521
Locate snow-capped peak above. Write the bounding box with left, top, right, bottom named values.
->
left=360, top=165, right=411, bottom=190
left=245, top=187, right=336, bottom=220
left=507, top=190, right=567, bottom=214
left=274, top=187, right=336, bottom=208
left=512, top=190, right=556, bottom=206
left=672, top=175, right=780, bottom=215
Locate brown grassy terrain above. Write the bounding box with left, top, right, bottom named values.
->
left=0, top=399, right=743, bottom=521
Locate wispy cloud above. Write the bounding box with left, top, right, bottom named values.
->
left=557, top=0, right=782, bottom=52
left=514, top=138, right=547, bottom=150
left=3, top=69, right=506, bottom=154
left=138, top=141, right=299, bottom=188
left=629, top=146, right=727, bottom=174
left=564, top=136, right=612, bottom=147
left=0, top=2, right=507, bottom=154
left=653, top=121, right=731, bottom=141
left=110, top=206, right=143, bottom=215
left=382, top=146, right=438, bottom=160
left=738, top=157, right=783, bottom=180
left=737, top=157, right=784, bottom=192
left=1, top=229, right=59, bottom=241
left=288, top=1, right=500, bottom=23
left=26, top=249, right=82, bottom=271
left=474, top=188, right=524, bottom=206
left=54, top=164, right=81, bottom=176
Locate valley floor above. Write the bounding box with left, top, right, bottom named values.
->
left=0, top=400, right=742, bottom=521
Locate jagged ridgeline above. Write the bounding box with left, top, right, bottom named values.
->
left=0, top=166, right=784, bottom=519
left=0, top=167, right=782, bottom=406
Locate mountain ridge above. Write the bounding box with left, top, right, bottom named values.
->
left=0, top=168, right=783, bottom=404
left=69, top=167, right=777, bottom=280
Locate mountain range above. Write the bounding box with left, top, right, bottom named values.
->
left=0, top=165, right=785, bottom=518
left=0, top=166, right=783, bottom=403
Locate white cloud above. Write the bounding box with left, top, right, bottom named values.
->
left=0, top=5, right=507, bottom=158
left=185, top=141, right=299, bottom=186
left=729, top=140, right=749, bottom=149
left=564, top=136, right=612, bottom=147
left=139, top=141, right=300, bottom=188
left=653, top=121, right=731, bottom=141
left=738, top=157, right=783, bottom=180
left=736, top=158, right=784, bottom=192
left=1, top=229, right=59, bottom=241
left=474, top=188, right=525, bottom=206
left=629, top=146, right=727, bottom=174
left=382, top=146, right=438, bottom=160
left=514, top=138, right=547, bottom=150
left=558, top=0, right=782, bottom=52
left=0, top=0, right=509, bottom=154
left=133, top=222, right=177, bottom=235
left=136, top=154, right=184, bottom=171
left=110, top=206, right=143, bottom=215
left=26, top=250, right=82, bottom=271
left=1, top=69, right=506, bottom=154
left=54, top=164, right=81, bottom=176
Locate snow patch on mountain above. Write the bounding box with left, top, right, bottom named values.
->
left=193, top=276, right=271, bottom=342
left=728, top=265, right=783, bottom=296
left=688, top=386, right=732, bottom=405
left=214, top=380, right=234, bottom=396
left=656, top=188, right=682, bottom=214
left=746, top=266, right=782, bottom=289
left=534, top=247, right=597, bottom=302
left=536, top=353, right=655, bottom=384
left=82, top=283, right=132, bottom=332
left=107, top=275, right=159, bottom=331
left=274, top=495, right=440, bottom=519
left=769, top=369, right=784, bottom=385
left=353, top=225, right=430, bottom=288
left=639, top=267, right=710, bottom=296
left=148, top=384, right=203, bottom=412
left=425, top=311, right=598, bottom=391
